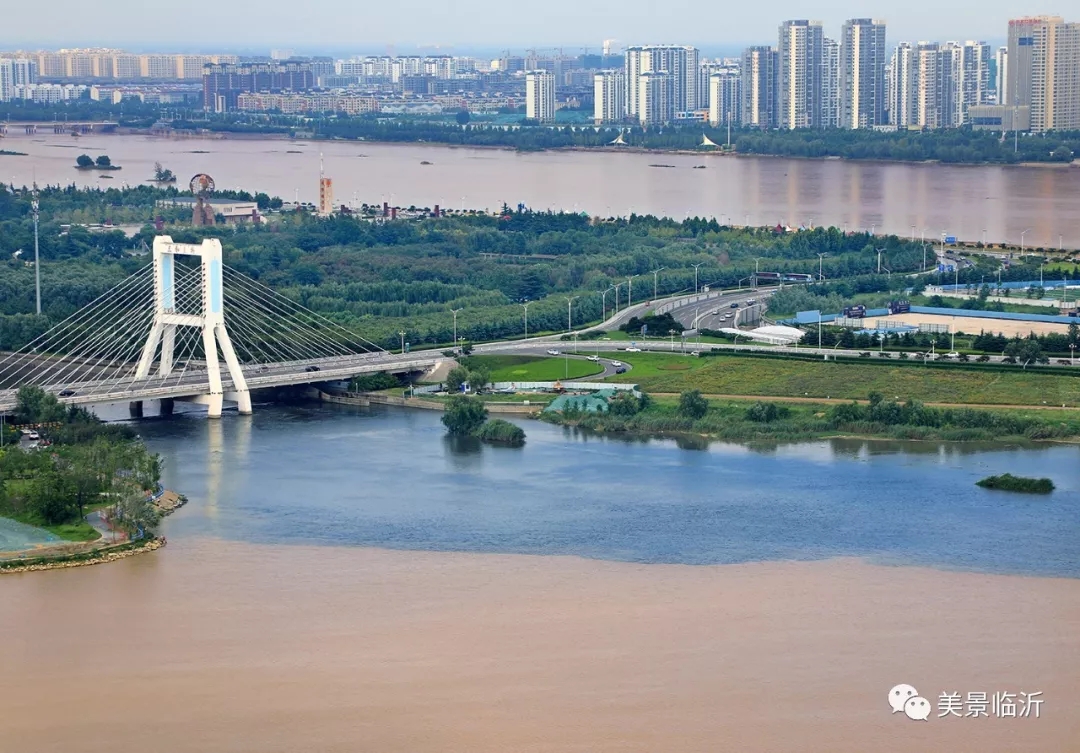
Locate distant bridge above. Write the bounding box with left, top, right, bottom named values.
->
left=0, top=122, right=119, bottom=135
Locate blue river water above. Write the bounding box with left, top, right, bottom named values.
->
left=138, top=403, right=1080, bottom=578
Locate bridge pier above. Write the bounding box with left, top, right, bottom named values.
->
left=160, top=398, right=174, bottom=417
left=129, top=401, right=144, bottom=418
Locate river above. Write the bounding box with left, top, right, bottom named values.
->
left=1, top=404, right=1078, bottom=752
left=2, top=131, right=1080, bottom=248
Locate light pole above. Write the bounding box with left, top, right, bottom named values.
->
left=451, top=308, right=462, bottom=350
left=692, top=263, right=704, bottom=293
left=1021, top=228, right=1030, bottom=254
left=754, top=257, right=760, bottom=288
left=922, top=242, right=928, bottom=271
left=521, top=301, right=531, bottom=339
left=601, top=286, right=614, bottom=321
left=32, top=184, right=40, bottom=315
left=817, top=312, right=823, bottom=353
left=565, top=295, right=578, bottom=333
left=398, top=330, right=406, bottom=354
left=612, top=283, right=622, bottom=315
left=817, top=253, right=826, bottom=281
left=626, top=276, right=636, bottom=307
left=652, top=267, right=666, bottom=300
left=1070, top=343, right=1076, bottom=366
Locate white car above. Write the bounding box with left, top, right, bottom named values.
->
left=625, top=347, right=642, bottom=352
left=546, top=349, right=560, bottom=356
left=690, top=351, right=701, bottom=357
left=586, top=355, right=600, bottom=362
left=610, top=360, right=623, bottom=367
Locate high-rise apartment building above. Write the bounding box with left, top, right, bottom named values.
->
left=1028, top=17, right=1080, bottom=131
left=638, top=71, right=673, bottom=125
left=593, top=69, right=626, bottom=123
left=822, top=38, right=841, bottom=128
left=525, top=70, right=555, bottom=123
left=840, top=18, right=887, bottom=128
left=995, top=46, right=1008, bottom=104
left=778, top=20, right=825, bottom=129
left=202, top=61, right=315, bottom=111
left=914, top=42, right=945, bottom=129
left=624, top=45, right=699, bottom=123
left=740, top=46, right=778, bottom=128
left=1006, top=17, right=1047, bottom=109
left=956, top=41, right=991, bottom=123
left=708, top=65, right=742, bottom=126
left=0, top=60, right=13, bottom=102
left=887, top=42, right=917, bottom=127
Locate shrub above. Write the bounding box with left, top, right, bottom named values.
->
left=745, top=401, right=787, bottom=423
left=474, top=419, right=526, bottom=446
left=441, top=395, right=488, bottom=435
left=677, top=390, right=709, bottom=419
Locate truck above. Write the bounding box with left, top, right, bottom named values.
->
left=889, top=300, right=911, bottom=315
left=842, top=304, right=867, bottom=318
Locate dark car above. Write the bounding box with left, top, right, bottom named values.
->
left=59, top=389, right=77, bottom=397
left=304, top=365, right=321, bottom=373
left=730, top=302, right=739, bottom=308
left=615, top=366, right=627, bottom=374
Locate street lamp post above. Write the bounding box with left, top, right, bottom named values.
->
left=601, top=287, right=614, bottom=321
left=612, top=283, right=622, bottom=315
left=1021, top=228, right=1030, bottom=254
left=32, top=184, right=40, bottom=315
left=754, top=258, right=760, bottom=288
left=451, top=308, right=462, bottom=350
left=565, top=296, right=578, bottom=333
left=398, top=330, right=406, bottom=354
left=652, top=267, right=666, bottom=299
left=521, top=301, right=531, bottom=340
left=817, top=253, right=826, bottom=281
left=626, top=276, right=636, bottom=307
left=692, top=263, right=704, bottom=293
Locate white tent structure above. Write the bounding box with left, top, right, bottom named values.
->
left=609, top=131, right=628, bottom=146
left=699, top=133, right=720, bottom=148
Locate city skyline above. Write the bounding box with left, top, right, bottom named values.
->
left=3, top=0, right=1040, bottom=51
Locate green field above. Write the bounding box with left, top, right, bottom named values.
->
left=608, top=352, right=1080, bottom=407
left=462, top=355, right=604, bottom=382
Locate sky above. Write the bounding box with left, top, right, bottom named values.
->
left=3, top=0, right=1034, bottom=53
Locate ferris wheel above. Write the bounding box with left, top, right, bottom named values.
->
left=189, top=173, right=216, bottom=197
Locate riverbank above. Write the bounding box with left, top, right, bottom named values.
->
left=2, top=540, right=1075, bottom=752
left=0, top=488, right=185, bottom=574
left=0, top=536, right=165, bottom=574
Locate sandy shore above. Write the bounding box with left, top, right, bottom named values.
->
left=1, top=540, right=1077, bottom=752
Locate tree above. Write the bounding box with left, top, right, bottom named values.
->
left=745, top=401, right=785, bottom=423
left=677, top=390, right=709, bottom=419
left=255, top=192, right=271, bottom=211
left=76, top=154, right=93, bottom=168
left=1069, top=321, right=1079, bottom=346
left=445, top=365, right=469, bottom=393
left=442, top=395, right=488, bottom=436
left=609, top=391, right=644, bottom=416
left=16, top=386, right=66, bottom=424
left=467, top=366, right=491, bottom=392
left=95, top=155, right=112, bottom=168
left=455, top=110, right=471, bottom=125
left=1004, top=339, right=1042, bottom=364
left=153, top=162, right=175, bottom=182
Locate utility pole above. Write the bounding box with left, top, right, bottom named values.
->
left=626, top=276, right=635, bottom=307
left=521, top=301, right=531, bottom=339
left=652, top=267, right=665, bottom=299
left=32, top=183, right=40, bottom=315
left=692, top=263, right=704, bottom=293
left=613, top=283, right=622, bottom=315
left=601, top=287, right=614, bottom=321
left=565, top=295, right=578, bottom=333
left=817, top=253, right=826, bottom=281
left=398, top=330, right=406, bottom=353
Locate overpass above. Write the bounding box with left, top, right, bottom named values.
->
left=0, top=122, right=119, bottom=135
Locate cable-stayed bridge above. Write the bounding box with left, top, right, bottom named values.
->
left=0, top=237, right=441, bottom=417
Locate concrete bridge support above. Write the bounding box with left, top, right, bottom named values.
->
left=129, top=401, right=144, bottom=418
left=135, top=237, right=251, bottom=419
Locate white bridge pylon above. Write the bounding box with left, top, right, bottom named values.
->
left=136, top=237, right=250, bottom=417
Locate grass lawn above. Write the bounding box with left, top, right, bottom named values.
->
left=607, top=351, right=1080, bottom=407
left=462, top=355, right=603, bottom=382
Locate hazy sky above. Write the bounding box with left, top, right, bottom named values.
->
left=4, top=0, right=1034, bottom=53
